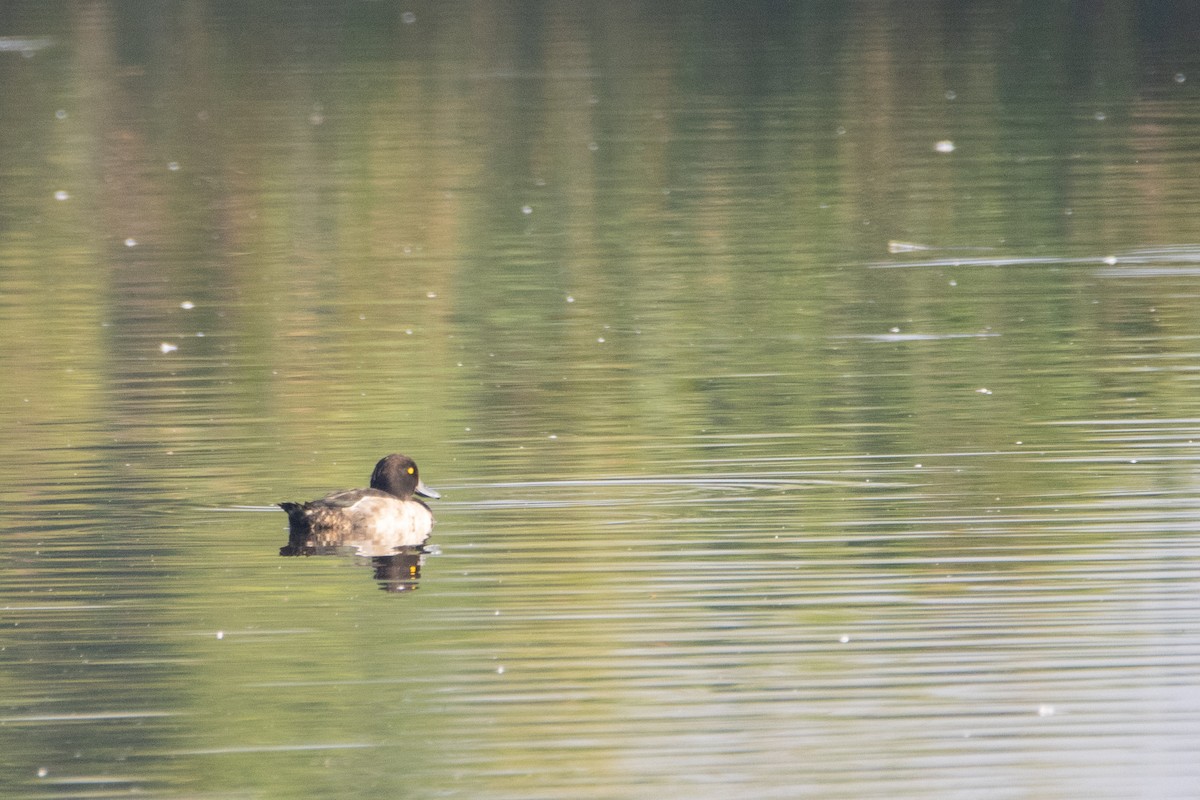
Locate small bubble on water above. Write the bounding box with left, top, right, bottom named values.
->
left=566, top=295, right=575, bottom=303
left=1175, top=72, right=1186, bottom=83
left=55, top=109, right=67, bottom=120
left=1103, top=255, right=1117, bottom=265
left=944, top=90, right=957, bottom=101
left=935, top=139, right=956, bottom=153
left=1094, top=111, right=1107, bottom=121
left=597, top=336, right=605, bottom=343
left=496, top=665, right=505, bottom=675
left=216, top=630, right=224, bottom=640
left=1037, top=704, right=1055, bottom=717
left=838, top=635, right=850, bottom=644
left=37, top=767, right=48, bottom=778
left=180, top=300, right=195, bottom=310
left=167, top=161, right=180, bottom=171
left=426, top=291, right=437, bottom=299
left=976, top=387, right=992, bottom=395
left=125, top=237, right=137, bottom=247
left=54, top=190, right=69, bottom=201
left=587, top=141, right=599, bottom=151
left=521, top=205, right=533, bottom=215
left=401, top=11, right=416, bottom=24
left=159, top=342, right=178, bottom=354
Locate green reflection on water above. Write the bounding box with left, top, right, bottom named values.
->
left=3, top=1, right=1200, bottom=797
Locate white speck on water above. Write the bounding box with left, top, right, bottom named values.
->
left=159, top=342, right=178, bottom=354
left=948, top=279, right=958, bottom=287
left=1094, top=111, right=1107, bottom=121
left=54, top=190, right=69, bottom=201
left=1130, top=459, right=1138, bottom=464
left=37, top=767, right=48, bottom=778
left=935, top=139, right=956, bottom=153
left=548, top=434, right=557, bottom=439
left=405, top=329, right=413, bottom=335
left=124, top=238, right=137, bottom=247
left=1103, top=255, right=1117, bottom=265
left=521, top=205, right=533, bottom=215
left=496, top=665, right=505, bottom=675
left=914, top=463, right=923, bottom=469
left=836, top=126, right=846, bottom=135
left=359, top=314, right=366, bottom=321
left=167, top=161, right=180, bottom=171
left=588, top=141, right=599, bottom=151
left=426, top=292, right=437, bottom=299
left=215, top=630, right=224, bottom=640
left=566, top=295, right=575, bottom=303
left=1175, top=72, right=1187, bottom=83
left=55, top=109, right=67, bottom=120
left=597, top=337, right=605, bottom=343
left=839, top=635, right=850, bottom=644
left=180, top=300, right=195, bottom=310
left=1037, top=704, right=1055, bottom=717
left=890, top=327, right=901, bottom=334
left=401, top=11, right=416, bottom=24
left=976, top=388, right=992, bottom=395
left=945, top=90, right=957, bottom=101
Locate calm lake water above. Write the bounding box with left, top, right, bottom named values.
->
left=4, top=2, right=1200, bottom=797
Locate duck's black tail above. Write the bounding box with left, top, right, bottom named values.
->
left=278, top=502, right=312, bottom=556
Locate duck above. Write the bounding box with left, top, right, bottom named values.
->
left=279, top=454, right=440, bottom=556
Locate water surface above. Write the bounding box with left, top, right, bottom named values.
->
left=3, top=2, right=1200, bottom=797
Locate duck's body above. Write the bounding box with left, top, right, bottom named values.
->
left=279, top=454, right=439, bottom=556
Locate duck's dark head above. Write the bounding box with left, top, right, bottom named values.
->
left=370, top=454, right=440, bottom=500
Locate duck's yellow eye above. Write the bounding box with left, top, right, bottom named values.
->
left=407, top=467, right=414, bottom=475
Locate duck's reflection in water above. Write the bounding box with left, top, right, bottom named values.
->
left=280, top=537, right=434, bottom=593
